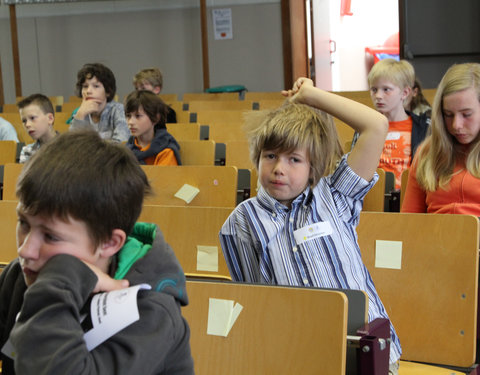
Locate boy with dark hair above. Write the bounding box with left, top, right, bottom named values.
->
left=0, top=130, right=194, bottom=374
left=70, top=63, right=130, bottom=142
left=17, top=94, right=58, bottom=163
left=125, top=90, right=181, bottom=165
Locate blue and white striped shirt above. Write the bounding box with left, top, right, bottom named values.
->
left=220, top=155, right=401, bottom=363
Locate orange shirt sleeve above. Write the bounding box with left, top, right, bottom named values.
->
left=153, top=148, right=178, bottom=166
left=400, top=156, right=427, bottom=213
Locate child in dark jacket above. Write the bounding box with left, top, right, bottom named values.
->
left=125, top=90, right=181, bottom=165
left=0, top=130, right=193, bottom=374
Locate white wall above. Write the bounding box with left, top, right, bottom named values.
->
left=0, top=0, right=282, bottom=103
left=330, top=0, right=399, bottom=91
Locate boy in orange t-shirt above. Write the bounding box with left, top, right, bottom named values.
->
left=352, top=59, right=430, bottom=190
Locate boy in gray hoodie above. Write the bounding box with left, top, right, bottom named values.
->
left=0, top=130, right=193, bottom=374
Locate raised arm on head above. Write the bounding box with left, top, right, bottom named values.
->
left=283, top=78, right=388, bottom=181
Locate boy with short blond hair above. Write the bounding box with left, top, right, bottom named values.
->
left=352, top=58, right=430, bottom=190
left=17, top=94, right=58, bottom=163
left=133, top=67, right=177, bottom=123
left=0, top=130, right=193, bottom=374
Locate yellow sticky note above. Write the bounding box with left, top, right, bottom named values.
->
left=174, top=184, right=200, bottom=204
left=207, top=298, right=243, bottom=337
left=375, top=240, right=402, bottom=269
left=197, top=245, right=219, bottom=272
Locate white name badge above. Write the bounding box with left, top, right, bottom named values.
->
left=83, top=283, right=151, bottom=351
left=293, top=221, right=333, bottom=245
left=386, top=132, right=401, bottom=140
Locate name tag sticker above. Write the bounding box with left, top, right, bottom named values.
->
left=386, top=132, right=401, bottom=140
left=293, top=221, right=333, bottom=245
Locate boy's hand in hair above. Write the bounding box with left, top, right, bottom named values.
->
left=282, top=77, right=317, bottom=106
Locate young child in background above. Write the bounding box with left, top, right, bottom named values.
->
left=133, top=68, right=177, bottom=123
left=404, top=78, right=432, bottom=117
left=17, top=94, right=58, bottom=163
left=124, top=90, right=181, bottom=165
left=69, top=63, right=130, bottom=142
left=219, top=77, right=401, bottom=373
left=402, top=63, right=480, bottom=215
left=351, top=59, right=430, bottom=190
left=0, top=117, right=19, bottom=142
left=0, top=130, right=193, bottom=374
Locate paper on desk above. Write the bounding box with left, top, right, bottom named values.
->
left=174, top=184, right=200, bottom=204
left=83, top=283, right=151, bottom=351
left=197, top=245, right=219, bottom=272
left=207, top=298, right=243, bottom=337
left=375, top=240, right=402, bottom=269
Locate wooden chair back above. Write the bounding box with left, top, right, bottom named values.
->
left=363, top=168, right=386, bottom=212
left=224, top=141, right=254, bottom=170
left=183, top=280, right=348, bottom=375
left=357, top=212, right=479, bottom=367
left=193, top=110, right=249, bottom=126
left=138, top=205, right=232, bottom=279
left=182, top=92, right=240, bottom=101
left=186, top=101, right=254, bottom=112
left=167, top=123, right=201, bottom=141
left=158, top=93, right=178, bottom=102
left=0, top=200, right=19, bottom=266
left=0, top=141, right=18, bottom=165
left=244, top=91, right=285, bottom=101
left=178, top=140, right=215, bottom=165
left=334, top=90, right=374, bottom=109
left=54, top=112, right=71, bottom=133
left=400, top=168, right=409, bottom=208
left=3, top=163, right=23, bottom=200
left=256, top=99, right=285, bottom=110
left=60, top=102, right=80, bottom=115
left=142, top=165, right=237, bottom=207
left=422, top=88, right=437, bottom=106
left=207, top=123, right=247, bottom=143
left=333, top=118, right=355, bottom=149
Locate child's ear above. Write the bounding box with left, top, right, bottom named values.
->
left=401, top=86, right=412, bottom=101
left=47, top=113, right=54, bottom=126
left=99, top=229, right=126, bottom=258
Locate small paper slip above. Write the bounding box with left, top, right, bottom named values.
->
left=197, top=245, right=219, bottom=272
left=375, top=240, right=402, bottom=269
left=83, top=283, right=151, bottom=351
left=207, top=298, right=243, bottom=337
left=174, top=184, right=200, bottom=204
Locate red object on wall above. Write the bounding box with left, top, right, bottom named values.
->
left=341, top=0, right=353, bottom=16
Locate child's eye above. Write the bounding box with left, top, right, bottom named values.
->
left=370, top=88, right=377, bottom=94
left=443, top=112, right=453, bottom=118
left=265, top=153, right=276, bottom=159
left=44, top=232, right=59, bottom=242
left=17, top=218, right=29, bottom=231
left=463, top=112, right=472, bottom=118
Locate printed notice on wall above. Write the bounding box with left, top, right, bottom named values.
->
left=213, top=8, right=233, bottom=40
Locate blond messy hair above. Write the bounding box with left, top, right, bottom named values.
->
left=415, top=63, right=480, bottom=191
left=245, top=102, right=343, bottom=186
left=133, top=68, right=163, bottom=89
left=368, top=59, right=415, bottom=90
